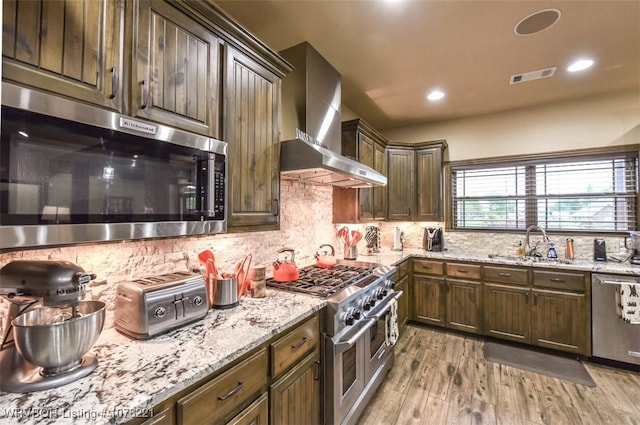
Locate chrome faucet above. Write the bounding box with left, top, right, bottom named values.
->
left=524, top=224, right=549, bottom=257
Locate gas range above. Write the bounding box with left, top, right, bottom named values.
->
left=266, top=260, right=397, bottom=337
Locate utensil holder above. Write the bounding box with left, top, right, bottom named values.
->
left=345, top=246, right=357, bottom=260
left=213, top=277, right=239, bottom=309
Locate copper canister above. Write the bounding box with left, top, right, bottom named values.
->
left=565, top=238, right=575, bottom=260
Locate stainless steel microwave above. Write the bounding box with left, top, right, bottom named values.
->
left=0, top=83, right=227, bottom=250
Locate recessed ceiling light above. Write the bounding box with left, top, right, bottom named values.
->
left=427, top=90, right=445, bottom=101
left=567, top=59, right=594, bottom=72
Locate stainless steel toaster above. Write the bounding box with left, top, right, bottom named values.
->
left=114, top=271, right=208, bottom=339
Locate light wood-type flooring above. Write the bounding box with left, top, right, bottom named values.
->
left=358, top=324, right=640, bottom=425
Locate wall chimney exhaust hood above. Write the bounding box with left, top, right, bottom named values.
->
left=279, top=42, right=387, bottom=188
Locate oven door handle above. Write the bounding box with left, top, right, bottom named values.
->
left=367, top=290, right=404, bottom=321
left=333, top=319, right=376, bottom=354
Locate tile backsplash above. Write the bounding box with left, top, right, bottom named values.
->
left=0, top=181, right=632, bottom=334
left=0, top=180, right=335, bottom=331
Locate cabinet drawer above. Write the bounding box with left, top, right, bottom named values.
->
left=227, top=392, right=268, bottom=425
left=413, top=259, right=444, bottom=275
left=533, top=270, right=587, bottom=292
left=484, top=266, right=529, bottom=286
left=177, top=348, right=268, bottom=425
left=396, top=259, right=410, bottom=279
left=446, top=263, right=481, bottom=280
left=271, top=314, right=319, bottom=378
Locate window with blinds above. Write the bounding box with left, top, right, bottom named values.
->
left=451, top=153, right=638, bottom=232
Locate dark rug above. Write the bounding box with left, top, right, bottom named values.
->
left=483, top=341, right=596, bottom=387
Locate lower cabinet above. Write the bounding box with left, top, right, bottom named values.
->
left=531, top=289, right=587, bottom=354
left=484, top=283, right=531, bottom=343
left=413, top=275, right=446, bottom=326
left=410, top=260, right=591, bottom=356
left=177, top=348, right=269, bottom=425
left=228, top=393, right=269, bottom=425
left=395, top=273, right=410, bottom=332
left=446, top=279, right=483, bottom=334
left=135, top=313, right=321, bottom=425
left=270, top=351, right=321, bottom=425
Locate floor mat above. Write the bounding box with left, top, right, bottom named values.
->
left=483, top=341, right=596, bottom=387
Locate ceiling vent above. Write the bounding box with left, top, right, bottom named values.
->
left=510, top=66, right=557, bottom=85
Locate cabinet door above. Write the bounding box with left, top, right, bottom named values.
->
left=373, top=143, right=387, bottom=220
left=228, top=393, right=269, bottom=425
left=270, top=351, right=321, bottom=425
left=531, top=289, right=588, bottom=355
left=133, top=0, right=219, bottom=136
left=415, top=146, right=443, bottom=221
left=413, top=276, right=445, bottom=326
left=446, top=279, right=483, bottom=334
left=3, top=0, right=123, bottom=110
left=225, top=45, right=281, bottom=230
left=357, top=133, right=375, bottom=221
left=396, top=273, right=410, bottom=332
left=484, top=283, right=530, bottom=343
left=387, top=148, right=415, bottom=220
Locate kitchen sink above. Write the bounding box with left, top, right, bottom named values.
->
left=487, top=254, right=573, bottom=264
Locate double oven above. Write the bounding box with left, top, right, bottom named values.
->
left=266, top=261, right=401, bottom=425
left=324, top=297, right=400, bottom=425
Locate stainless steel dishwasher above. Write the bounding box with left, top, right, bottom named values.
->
left=591, top=273, right=640, bottom=368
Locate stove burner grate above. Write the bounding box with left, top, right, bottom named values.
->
left=266, top=264, right=374, bottom=297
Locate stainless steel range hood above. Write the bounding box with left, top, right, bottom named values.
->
left=279, top=42, right=386, bottom=188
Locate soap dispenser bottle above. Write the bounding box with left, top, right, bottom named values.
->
left=547, top=243, right=558, bottom=259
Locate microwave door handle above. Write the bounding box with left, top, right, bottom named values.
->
left=206, top=155, right=217, bottom=218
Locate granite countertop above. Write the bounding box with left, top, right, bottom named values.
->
left=2, top=247, right=637, bottom=424
left=0, top=291, right=325, bottom=425
left=358, top=247, right=640, bottom=275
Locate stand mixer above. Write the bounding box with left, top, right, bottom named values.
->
left=0, top=260, right=104, bottom=393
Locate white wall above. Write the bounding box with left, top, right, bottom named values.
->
left=382, top=90, right=640, bottom=161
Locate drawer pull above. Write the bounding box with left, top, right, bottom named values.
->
left=550, top=278, right=565, bottom=283
left=498, top=272, right=512, bottom=277
left=422, top=265, right=433, bottom=270
left=456, top=269, right=469, bottom=273
left=140, top=80, right=149, bottom=109
left=534, top=294, right=538, bottom=305
left=109, top=67, right=119, bottom=99
left=314, top=360, right=321, bottom=381
left=291, top=336, right=308, bottom=349
left=217, top=382, right=244, bottom=401
left=525, top=293, right=529, bottom=304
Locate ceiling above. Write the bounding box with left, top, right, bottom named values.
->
left=215, top=1, right=640, bottom=131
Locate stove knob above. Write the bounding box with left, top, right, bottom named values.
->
left=360, top=297, right=371, bottom=311
left=345, top=315, right=355, bottom=326
left=369, top=297, right=376, bottom=307
left=353, top=310, right=362, bottom=320
left=385, top=279, right=394, bottom=289
left=154, top=306, right=167, bottom=319
left=193, top=295, right=204, bottom=306
left=375, top=288, right=385, bottom=299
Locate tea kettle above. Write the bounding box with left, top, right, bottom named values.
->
left=273, top=248, right=300, bottom=282
left=315, top=244, right=337, bottom=268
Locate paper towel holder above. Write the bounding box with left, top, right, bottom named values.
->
left=392, top=227, right=404, bottom=251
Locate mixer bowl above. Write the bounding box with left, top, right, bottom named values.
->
left=11, top=300, right=106, bottom=375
